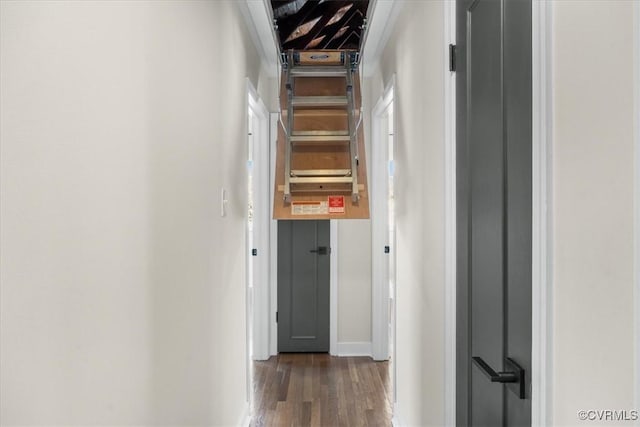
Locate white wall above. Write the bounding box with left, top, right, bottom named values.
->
left=552, top=2, right=636, bottom=425
left=369, top=1, right=446, bottom=424
left=336, top=65, right=374, bottom=349
left=337, top=220, right=372, bottom=346
left=337, top=79, right=374, bottom=350
left=0, top=1, right=272, bottom=425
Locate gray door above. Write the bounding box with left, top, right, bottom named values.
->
left=278, top=220, right=330, bottom=352
left=456, top=0, right=532, bottom=425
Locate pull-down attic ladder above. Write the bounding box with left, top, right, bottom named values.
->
left=273, top=50, right=370, bottom=219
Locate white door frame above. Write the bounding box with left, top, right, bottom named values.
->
left=269, top=113, right=278, bottom=356
left=329, top=220, right=338, bottom=356
left=442, top=1, right=554, bottom=425
left=268, top=114, right=339, bottom=356
left=443, top=2, right=457, bottom=425
left=247, top=79, right=271, bottom=362
left=531, top=1, right=554, bottom=425
left=371, top=76, right=396, bottom=363
left=633, top=0, right=640, bottom=417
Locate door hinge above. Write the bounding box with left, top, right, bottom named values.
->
left=252, top=248, right=257, bottom=256
left=276, top=311, right=278, bottom=323
left=449, top=44, right=457, bottom=72
left=384, top=245, right=390, bottom=254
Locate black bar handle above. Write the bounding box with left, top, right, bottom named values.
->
left=472, top=357, right=517, bottom=382
left=471, top=357, right=526, bottom=399
left=310, top=246, right=328, bottom=255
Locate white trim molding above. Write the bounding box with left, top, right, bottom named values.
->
left=336, top=342, right=373, bottom=357
left=633, top=0, right=640, bottom=420
left=443, top=1, right=457, bottom=426
left=237, top=0, right=279, bottom=77
left=247, top=79, right=271, bottom=362
left=330, top=220, right=339, bottom=356
left=371, top=75, right=395, bottom=362
left=532, top=1, right=553, bottom=426
left=245, top=79, right=271, bottom=420
left=237, top=402, right=251, bottom=427
left=360, top=0, right=404, bottom=77
left=392, top=402, right=406, bottom=427
left=269, top=113, right=279, bottom=357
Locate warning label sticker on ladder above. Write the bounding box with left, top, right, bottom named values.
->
left=328, top=196, right=345, bottom=214
left=291, top=201, right=328, bottom=215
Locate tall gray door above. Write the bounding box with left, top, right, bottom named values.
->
left=278, top=220, right=330, bottom=352
left=456, top=0, right=532, bottom=425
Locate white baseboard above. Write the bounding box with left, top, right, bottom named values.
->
left=392, top=402, right=405, bottom=427
left=237, top=402, right=251, bottom=427
left=336, top=341, right=372, bottom=357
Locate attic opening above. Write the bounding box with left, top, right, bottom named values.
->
left=270, top=0, right=372, bottom=220
left=271, top=0, right=370, bottom=52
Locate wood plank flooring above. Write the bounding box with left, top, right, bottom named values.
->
left=251, top=354, right=392, bottom=427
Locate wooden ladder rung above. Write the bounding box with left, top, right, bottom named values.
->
left=289, top=176, right=354, bottom=184
left=292, top=96, right=348, bottom=107
left=292, top=130, right=349, bottom=136
left=290, top=67, right=347, bottom=77
left=290, top=135, right=351, bottom=143
left=291, top=169, right=351, bottom=177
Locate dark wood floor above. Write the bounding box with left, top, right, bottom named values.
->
left=251, top=353, right=392, bottom=427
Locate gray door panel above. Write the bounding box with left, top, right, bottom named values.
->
left=278, top=220, right=330, bottom=352
left=504, top=0, right=532, bottom=423
left=468, top=1, right=504, bottom=424
left=457, top=0, right=532, bottom=425
left=455, top=0, right=472, bottom=422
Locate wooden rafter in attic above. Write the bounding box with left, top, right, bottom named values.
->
left=271, top=0, right=369, bottom=51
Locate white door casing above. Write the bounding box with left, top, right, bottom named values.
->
left=371, top=77, right=395, bottom=363
left=247, top=79, right=270, bottom=362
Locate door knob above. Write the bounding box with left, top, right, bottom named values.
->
left=310, top=246, right=328, bottom=255
left=472, top=356, right=526, bottom=399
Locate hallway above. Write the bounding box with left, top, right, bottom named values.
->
left=251, top=354, right=392, bottom=426
left=0, top=1, right=638, bottom=426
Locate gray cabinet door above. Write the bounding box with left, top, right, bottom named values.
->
left=277, top=220, right=330, bottom=352
left=456, top=0, right=532, bottom=425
